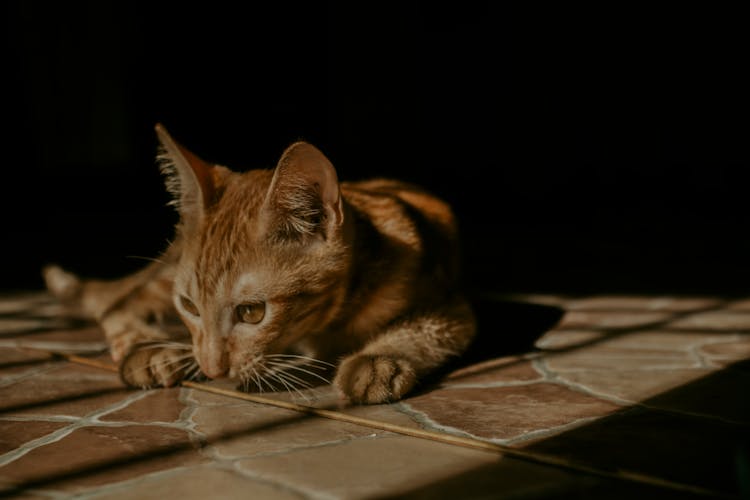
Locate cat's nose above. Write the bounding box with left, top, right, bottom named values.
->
left=201, top=358, right=229, bottom=379
left=202, top=364, right=228, bottom=379
left=198, top=345, right=229, bottom=379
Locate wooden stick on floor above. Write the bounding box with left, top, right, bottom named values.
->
left=47, top=350, right=733, bottom=499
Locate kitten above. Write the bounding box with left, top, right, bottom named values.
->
left=44, top=124, right=476, bottom=404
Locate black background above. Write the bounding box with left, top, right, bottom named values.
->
left=2, top=2, right=749, bottom=295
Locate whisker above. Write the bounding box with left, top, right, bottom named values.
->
left=265, top=365, right=314, bottom=403
left=171, top=359, right=194, bottom=377
left=263, top=361, right=326, bottom=402
left=126, top=352, right=195, bottom=377
left=265, top=362, right=314, bottom=389
left=266, top=360, right=332, bottom=385
left=124, top=356, right=195, bottom=384
left=250, top=366, right=267, bottom=393
left=145, top=353, right=196, bottom=370
left=273, top=367, right=325, bottom=403
left=265, top=368, right=308, bottom=401
left=241, top=367, right=258, bottom=392
left=184, top=362, right=203, bottom=381
left=187, top=358, right=201, bottom=373
left=265, top=353, right=336, bottom=368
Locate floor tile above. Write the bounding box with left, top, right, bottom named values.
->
left=0, top=421, right=69, bottom=454
left=235, top=435, right=503, bottom=499
left=402, top=383, right=621, bottom=441
left=565, top=295, right=720, bottom=312
left=525, top=407, right=747, bottom=497
left=556, top=310, right=673, bottom=330
left=440, top=356, right=543, bottom=386
left=0, top=425, right=204, bottom=494
left=669, top=310, right=750, bottom=331
left=0, top=368, right=126, bottom=417
left=100, top=388, right=186, bottom=424
left=0, top=291, right=748, bottom=498
left=83, top=466, right=303, bottom=499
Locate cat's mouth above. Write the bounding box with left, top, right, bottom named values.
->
left=231, top=354, right=334, bottom=395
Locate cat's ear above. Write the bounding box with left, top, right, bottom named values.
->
left=263, top=142, right=344, bottom=241
left=155, top=123, right=228, bottom=232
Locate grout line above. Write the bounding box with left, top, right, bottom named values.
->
left=70, top=465, right=197, bottom=500
left=533, top=354, right=644, bottom=408
left=227, top=461, right=331, bottom=500
left=0, top=415, right=79, bottom=424
left=0, top=424, right=78, bottom=468
left=180, top=381, right=735, bottom=498
left=219, top=433, right=381, bottom=463
left=438, top=378, right=543, bottom=390
left=536, top=354, right=750, bottom=426
left=0, top=390, right=150, bottom=468
left=13, top=344, right=741, bottom=498
left=503, top=415, right=607, bottom=446
left=0, top=363, right=63, bottom=388
left=86, top=391, right=152, bottom=423
left=393, top=401, right=489, bottom=442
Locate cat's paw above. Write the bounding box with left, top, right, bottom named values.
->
left=120, top=342, right=197, bottom=389
left=334, top=354, right=416, bottom=404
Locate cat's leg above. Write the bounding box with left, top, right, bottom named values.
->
left=44, top=257, right=172, bottom=320
left=100, top=268, right=203, bottom=388
left=46, top=258, right=179, bottom=362
left=47, top=259, right=194, bottom=388
left=97, top=267, right=177, bottom=362
left=44, top=242, right=186, bottom=355
left=334, top=295, right=476, bottom=404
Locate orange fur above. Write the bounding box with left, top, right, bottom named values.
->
left=45, top=125, right=475, bottom=404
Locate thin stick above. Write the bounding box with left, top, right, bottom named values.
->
left=63, top=354, right=119, bottom=373
left=31, top=347, right=734, bottom=499
left=181, top=381, right=732, bottom=499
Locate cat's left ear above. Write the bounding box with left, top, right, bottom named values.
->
left=155, top=123, right=231, bottom=233
left=263, top=142, right=344, bottom=240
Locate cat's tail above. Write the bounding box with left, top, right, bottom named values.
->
left=42, top=264, right=114, bottom=319
left=43, top=264, right=83, bottom=301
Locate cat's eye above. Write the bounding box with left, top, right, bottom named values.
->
left=180, top=295, right=200, bottom=317
left=236, top=302, right=266, bottom=324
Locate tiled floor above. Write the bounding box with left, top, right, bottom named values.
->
left=0, top=292, right=748, bottom=498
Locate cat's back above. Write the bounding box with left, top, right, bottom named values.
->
left=342, top=179, right=457, bottom=238
left=341, top=178, right=462, bottom=295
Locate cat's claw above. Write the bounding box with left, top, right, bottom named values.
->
left=334, top=354, right=416, bottom=404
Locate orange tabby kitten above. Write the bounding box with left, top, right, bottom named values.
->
left=44, top=124, right=475, bottom=404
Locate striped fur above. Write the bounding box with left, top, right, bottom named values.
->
left=45, top=125, right=475, bottom=404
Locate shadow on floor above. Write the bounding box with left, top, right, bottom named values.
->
left=380, top=360, right=750, bottom=499
left=465, top=296, right=565, bottom=363
left=420, top=296, right=565, bottom=388
left=2, top=294, right=747, bottom=498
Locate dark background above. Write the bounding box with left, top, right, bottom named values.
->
left=2, top=2, right=749, bottom=295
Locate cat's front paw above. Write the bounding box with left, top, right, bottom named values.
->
left=334, top=354, right=416, bottom=404
left=120, top=342, right=198, bottom=389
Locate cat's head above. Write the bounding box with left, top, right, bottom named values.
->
left=155, top=124, right=351, bottom=381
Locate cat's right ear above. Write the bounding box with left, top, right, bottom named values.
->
left=155, top=124, right=228, bottom=233
left=262, top=142, right=344, bottom=242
